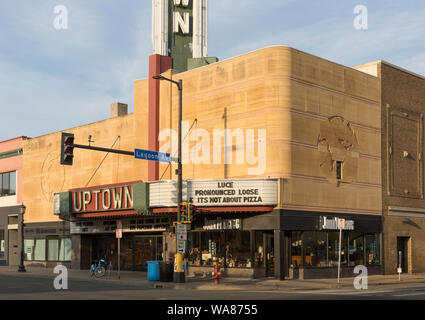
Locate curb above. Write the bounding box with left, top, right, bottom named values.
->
left=2, top=269, right=425, bottom=292
left=157, top=279, right=425, bottom=291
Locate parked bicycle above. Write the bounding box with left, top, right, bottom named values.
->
left=90, top=257, right=113, bottom=278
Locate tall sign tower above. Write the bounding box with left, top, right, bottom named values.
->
left=152, top=0, right=217, bottom=72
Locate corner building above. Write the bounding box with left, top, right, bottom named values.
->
left=23, top=46, right=384, bottom=279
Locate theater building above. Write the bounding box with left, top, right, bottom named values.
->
left=13, top=0, right=425, bottom=278
left=21, top=45, right=388, bottom=279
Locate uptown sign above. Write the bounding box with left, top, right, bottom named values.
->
left=71, top=183, right=135, bottom=213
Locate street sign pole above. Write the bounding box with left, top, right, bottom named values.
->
left=337, top=227, right=342, bottom=283
left=118, top=236, right=120, bottom=280
left=337, top=218, right=345, bottom=284
left=117, top=220, right=122, bottom=280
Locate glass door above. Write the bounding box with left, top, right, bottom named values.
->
left=397, top=237, right=409, bottom=273
left=133, top=238, right=153, bottom=271
left=264, top=233, right=275, bottom=277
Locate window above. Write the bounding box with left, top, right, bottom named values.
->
left=25, top=237, right=71, bottom=262
left=348, top=233, right=364, bottom=266
left=24, top=239, right=35, bottom=261
left=187, top=231, right=252, bottom=268
left=34, top=238, right=46, bottom=261
left=303, top=232, right=327, bottom=267
left=365, top=234, right=380, bottom=265
left=290, top=232, right=302, bottom=268
left=59, top=238, right=72, bottom=261
left=24, top=238, right=46, bottom=261
left=327, top=231, right=347, bottom=267
left=0, top=171, right=16, bottom=197
left=0, top=230, right=5, bottom=259
left=48, top=238, right=59, bottom=261
left=336, top=161, right=342, bottom=180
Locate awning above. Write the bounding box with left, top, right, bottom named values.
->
left=74, top=210, right=141, bottom=219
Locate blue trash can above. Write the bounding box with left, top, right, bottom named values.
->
left=147, top=261, right=161, bottom=282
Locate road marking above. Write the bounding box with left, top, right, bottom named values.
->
left=248, top=289, right=393, bottom=295
left=393, top=292, right=425, bottom=297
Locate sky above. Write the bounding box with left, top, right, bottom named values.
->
left=0, top=0, right=424, bottom=141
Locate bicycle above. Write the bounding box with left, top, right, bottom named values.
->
left=90, top=258, right=112, bottom=278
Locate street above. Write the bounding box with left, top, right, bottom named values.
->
left=1, top=273, right=425, bottom=300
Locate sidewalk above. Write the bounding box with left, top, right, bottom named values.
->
left=1, top=266, right=425, bottom=291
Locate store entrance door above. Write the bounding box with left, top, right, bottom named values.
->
left=264, top=233, right=275, bottom=277
left=8, top=229, right=19, bottom=266
left=397, top=237, right=409, bottom=273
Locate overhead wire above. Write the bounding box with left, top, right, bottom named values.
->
left=85, top=136, right=121, bottom=187
left=159, top=118, right=198, bottom=181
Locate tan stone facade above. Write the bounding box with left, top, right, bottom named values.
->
left=24, top=46, right=382, bottom=224
left=355, top=60, right=425, bottom=275
left=152, top=47, right=382, bottom=215
left=21, top=46, right=385, bottom=276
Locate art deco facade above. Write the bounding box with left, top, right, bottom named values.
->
left=17, top=46, right=424, bottom=279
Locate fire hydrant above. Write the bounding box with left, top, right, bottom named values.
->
left=212, top=264, right=221, bottom=285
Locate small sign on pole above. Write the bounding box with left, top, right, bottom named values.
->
left=338, top=218, right=345, bottom=230
left=177, top=240, right=186, bottom=254
left=176, top=223, right=187, bottom=241
left=116, top=228, right=122, bottom=239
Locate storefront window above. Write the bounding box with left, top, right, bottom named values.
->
left=0, top=230, right=5, bottom=259
left=34, top=238, right=46, bottom=261
left=290, top=232, right=302, bottom=268
left=225, top=231, right=251, bottom=268
left=188, top=231, right=252, bottom=268
left=303, top=232, right=327, bottom=267
left=327, top=232, right=347, bottom=267
left=290, top=231, right=380, bottom=269
left=48, top=238, right=59, bottom=261
left=24, top=239, right=35, bottom=261
left=348, top=233, right=364, bottom=266
left=365, top=234, right=380, bottom=265
left=59, top=237, right=72, bottom=261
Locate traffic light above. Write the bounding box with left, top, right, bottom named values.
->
left=188, top=203, right=196, bottom=221
left=180, top=203, right=188, bottom=221
left=60, top=132, right=75, bottom=166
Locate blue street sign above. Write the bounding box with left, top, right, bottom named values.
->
left=134, top=149, right=178, bottom=163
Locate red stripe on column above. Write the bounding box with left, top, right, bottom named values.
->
left=148, top=54, right=173, bottom=181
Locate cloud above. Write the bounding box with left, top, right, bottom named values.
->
left=211, top=3, right=425, bottom=76
left=0, top=0, right=424, bottom=141
left=0, top=0, right=153, bottom=141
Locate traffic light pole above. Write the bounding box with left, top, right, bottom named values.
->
left=72, top=144, right=135, bottom=156
left=177, top=79, right=183, bottom=223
